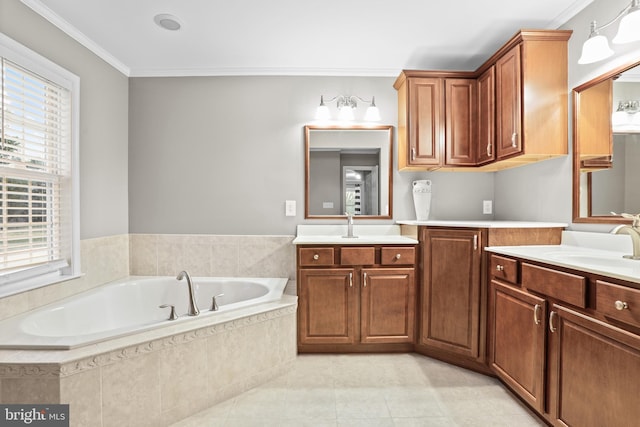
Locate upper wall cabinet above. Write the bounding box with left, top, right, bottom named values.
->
left=395, top=30, right=572, bottom=172
left=395, top=73, right=477, bottom=169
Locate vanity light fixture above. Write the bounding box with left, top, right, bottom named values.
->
left=578, top=0, right=640, bottom=64
left=612, top=100, right=640, bottom=131
left=315, top=95, right=381, bottom=122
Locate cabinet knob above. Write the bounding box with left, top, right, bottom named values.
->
left=615, top=300, right=629, bottom=311
left=313, top=254, right=319, bottom=260
left=395, top=253, right=401, bottom=260
left=496, top=265, right=504, bottom=271
left=511, top=132, right=518, bottom=147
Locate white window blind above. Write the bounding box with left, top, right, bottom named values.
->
left=1, top=58, right=72, bottom=277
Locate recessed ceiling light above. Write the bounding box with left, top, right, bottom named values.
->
left=154, top=14, right=182, bottom=31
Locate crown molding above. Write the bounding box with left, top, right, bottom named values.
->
left=20, top=0, right=130, bottom=76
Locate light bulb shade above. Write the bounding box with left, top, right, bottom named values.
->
left=315, top=104, right=331, bottom=121
left=612, top=7, right=640, bottom=44
left=364, top=105, right=381, bottom=122
left=338, top=105, right=355, bottom=121
left=578, top=34, right=614, bottom=64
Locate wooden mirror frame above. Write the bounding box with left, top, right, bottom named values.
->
left=572, top=58, right=640, bottom=225
left=304, top=124, right=394, bottom=219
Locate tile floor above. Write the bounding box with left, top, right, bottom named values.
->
left=170, top=353, right=546, bottom=427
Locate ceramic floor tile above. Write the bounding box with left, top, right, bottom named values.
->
left=169, top=353, right=546, bottom=427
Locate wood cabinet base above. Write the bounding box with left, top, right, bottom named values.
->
left=414, top=344, right=492, bottom=376
left=298, top=343, right=414, bottom=353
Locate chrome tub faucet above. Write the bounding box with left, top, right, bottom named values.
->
left=176, top=270, right=200, bottom=316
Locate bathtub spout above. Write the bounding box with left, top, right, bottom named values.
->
left=176, top=271, right=200, bottom=316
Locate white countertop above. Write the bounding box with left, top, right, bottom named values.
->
left=397, top=220, right=568, bottom=228
left=293, top=225, right=418, bottom=245
left=486, top=231, right=640, bottom=284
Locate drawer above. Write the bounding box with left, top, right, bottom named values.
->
left=490, top=254, right=518, bottom=284
left=521, top=263, right=586, bottom=308
left=381, top=247, right=415, bottom=265
left=596, top=280, right=640, bottom=329
left=340, top=247, right=375, bottom=265
left=299, top=247, right=335, bottom=266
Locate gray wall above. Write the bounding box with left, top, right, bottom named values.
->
left=7, top=0, right=632, bottom=238
left=495, top=0, right=640, bottom=231
left=0, top=0, right=129, bottom=240
left=128, top=76, right=496, bottom=235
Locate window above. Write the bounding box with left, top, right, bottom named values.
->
left=0, top=33, right=80, bottom=297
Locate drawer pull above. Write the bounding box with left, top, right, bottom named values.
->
left=349, top=272, right=353, bottom=288
left=615, top=300, right=629, bottom=311
left=534, top=304, right=541, bottom=325
left=511, top=132, right=517, bottom=147
left=363, top=272, right=368, bottom=287
left=549, top=311, right=557, bottom=333
left=395, top=253, right=401, bottom=260
left=411, top=147, right=416, bottom=161
left=313, top=254, right=319, bottom=260
left=496, top=265, right=504, bottom=271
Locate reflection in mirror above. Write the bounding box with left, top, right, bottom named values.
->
left=573, top=60, right=640, bottom=224
left=305, top=125, right=393, bottom=219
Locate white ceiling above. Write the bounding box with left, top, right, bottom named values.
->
left=23, top=0, right=594, bottom=77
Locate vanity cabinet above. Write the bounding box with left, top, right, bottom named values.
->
left=394, top=73, right=477, bottom=169
left=419, top=228, right=482, bottom=359
left=488, top=253, right=640, bottom=427
left=395, top=29, right=571, bottom=172
left=416, top=225, right=562, bottom=373
left=297, top=244, right=417, bottom=352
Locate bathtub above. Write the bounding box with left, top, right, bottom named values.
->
left=0, top=275, right=288, bottom=349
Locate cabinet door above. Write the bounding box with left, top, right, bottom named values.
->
left=476, top=66, right=495, bottom=165
left=298, top=268, right=357, bottom=345
left=489, top=281, right=546, bottom=413
left=495, top=45, right=523, bottom=159
left=421, top=228, right=481, bottom=358
left=407, top=77, right=444, bottom=166
left=575, top=79, right=613, bottom=163
left=360, top=268, right=416, bottom=344
left=445, top=79, right=477, bottom=165
left=548, top=304, right=640, bottom=427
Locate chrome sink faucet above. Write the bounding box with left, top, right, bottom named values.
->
left=343, top=212, right=358, bottom=238
left=176, top=270, right=200, bottom=316
left=611, top=213, right=640, bottom=260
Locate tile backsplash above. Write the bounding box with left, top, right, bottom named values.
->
left=129, top=234, right=296, bottom=279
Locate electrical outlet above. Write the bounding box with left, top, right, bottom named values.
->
left=483, top=200, right=493, bottom=215
left=285, top=200, right=296, bottom=216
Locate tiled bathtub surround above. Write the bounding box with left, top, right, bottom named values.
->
left=0, top=234, right=130, bottom=322
left=0, top=232, right=298, bottom=426
left=0, top=303, right=297, bottom=427
left=130, top=234, right=296, bottom=280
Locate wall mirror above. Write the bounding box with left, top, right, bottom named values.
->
left=573, top=59, right=640, bottom=224
left=305, top=125, right=393, bottom=219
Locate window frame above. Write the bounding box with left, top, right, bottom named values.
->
left=0, top=33, right=80, bottom=298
